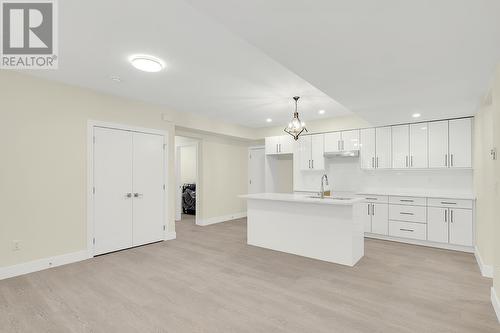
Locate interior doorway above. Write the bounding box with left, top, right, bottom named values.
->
left=248, top=146, right=265, bottom=194
left=175, top=136, right=199, bottom=224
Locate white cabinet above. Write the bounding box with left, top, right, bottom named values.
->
left=265, top=135, right=293, bottom=155
left=427, top=207, right=449, bottom=243
left=392, top=125, right=409, bottom=168
left=409, top=123, right=428, bottom=168
left=428, top=120, right=449, bottom=168
left=360, top=128, right=376, bottom=169
left=361, top=127, right=391, bottom=169
left=299, top=134, right=324, bottom=170
left=375, top=127, right=391, bottom=169
left=449, top=118, right=472, bottom=168
left=342, top=130, right=360, bottom=151
left=359, top=201, right=388, bottom=235
left=325, top=130, right=360, bottom=153
left=324, top=132, right=342, bottom=153
left=428, top=206, right=473, bottom=246
left=429, top=118, right=472, bottom=168
left=449, top=208, right=473, bottom=246
left=371, top=203, right=389, bottom=235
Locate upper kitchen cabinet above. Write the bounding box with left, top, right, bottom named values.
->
left=448, top=118, right=472, bottom=168
left=299, top=134, right=324, bottom=171
left=360, top=128, right=376, bottom=169
left=409, top=123, right=428, bottom=168
left=429, top=118, right=472, bottom=168
left=392, top=125, right=409, bottom=168
left=375, top=127, right=391, bottom=169
left=265, top=135, right=294, bottom=155
left=392, top=123, right=428, bottom=169
left=324, top=130, right=360, bottom=153
left=428, top=120, right=449, bottom=168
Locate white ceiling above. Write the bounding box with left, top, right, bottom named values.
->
left=186, top=0, right=500, bottom=125
left=28, top=1, right=500, bottom=128
left=26, top=0, right=349, bottom=128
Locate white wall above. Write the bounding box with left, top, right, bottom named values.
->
left=179, top=145, right=197, bottom=184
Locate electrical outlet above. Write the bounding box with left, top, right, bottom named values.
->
left=12, top=240, right=21, bottom=251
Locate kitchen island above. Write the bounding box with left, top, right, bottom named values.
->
left=239, top=193, right=364, bottom=266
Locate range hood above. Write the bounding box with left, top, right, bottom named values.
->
left=324, top=150, right=360, bottom=157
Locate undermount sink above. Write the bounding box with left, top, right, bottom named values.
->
left=307, top=196, right=353, bottom=200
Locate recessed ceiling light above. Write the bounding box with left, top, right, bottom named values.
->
left=412, top=113, right=421, bottom=118
left=129, top=54, right=165, bottom=72
left=110, top=76, right=121, bottom=82
left=318, top=109, right=325, bottom=115
left=266, top=118, right=273, bottom=123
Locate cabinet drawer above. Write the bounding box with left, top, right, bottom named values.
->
left=389, top=221, right=427, bottom=240
left=389, top=196, right=426, bottom=206
left=427, top=198, right=473, bottom=209
left=389, top=204, right=427, bottom=223
left=358, top=194, right=388, bottom=203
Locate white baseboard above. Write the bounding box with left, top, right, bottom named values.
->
left=0, top=250, right=90, bottom=281
left=165, top=231, right=177, bottom=240
left=197, top=212, right=246, bottom=226
left=365, top=233, right=474, bottom=253
left=491, top=287, right=500, bottom=322
left=475, top=246, right=494, bottom=278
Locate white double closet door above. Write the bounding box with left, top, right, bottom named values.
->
left=93, top=127, right=165, bottom=255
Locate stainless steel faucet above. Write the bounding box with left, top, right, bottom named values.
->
left=320, top=174, right=329, bottom=199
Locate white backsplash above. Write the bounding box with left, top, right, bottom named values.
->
left=294, top=156, right=473, bottom=194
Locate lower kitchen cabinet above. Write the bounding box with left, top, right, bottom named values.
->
left=359, top=194, right=474, bottom=252
left=357, top=200, right=388, bottom=235
left=427, top=206, right=473, bottom=246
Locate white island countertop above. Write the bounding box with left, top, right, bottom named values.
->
left=240, top=193, right=363, bottom=205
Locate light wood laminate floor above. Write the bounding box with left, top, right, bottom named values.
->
left=1, top=217, right=498, bottom=332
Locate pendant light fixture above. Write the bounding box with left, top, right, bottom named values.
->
left=284, top=96, right=308, bottom=140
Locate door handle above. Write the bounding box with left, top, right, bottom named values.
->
left=134, top=193, right=143, bottom=198
left=125, top=193, right=132, bottom=198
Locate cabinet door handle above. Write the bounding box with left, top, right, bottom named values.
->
left=400, top=199, right=414, bottom=202
left=372, top=157, right=375, bottom=168
left=450, top=209, right=453, bottom=223
left=410, top=156, right=413, bottom=167
left=372, top=204, right=375, bottom=215
left=312, top=160, right=314, bottom=169
left=406, top=156, right=408, bottom=167
left=445, top=154, right=448, bottom=167
left=444, top=209, right=447, bottom=222
left=400, top=212, right=414, bottom=215
left=441, top=201, right=456, bottom=205
left=400, top=228, right=414, bottom=232
left=338, top=140, right=340, bottom=151
left=450, top=154, right=454, bottom=167
left=376, top=157, right=379, bottom=168
left=367, top=204, right=370, bottom=216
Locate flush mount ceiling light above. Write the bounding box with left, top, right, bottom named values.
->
left=284, top=96, right=308, bottom=140
left=266, top=118, right=273, bottom=123
left=412, top=113, right=421, bottom=118
left=318, top=109, right=325, bottom=115
left=110, top=75, right=121, bottom=82
left=129, top=54, right=165, bottom=72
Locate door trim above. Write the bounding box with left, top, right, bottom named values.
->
left=87, top=120, right=169, bottom=258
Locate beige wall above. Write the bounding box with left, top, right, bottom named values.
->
left=179, top=145, right=197, bottom=184
left=0, top=71, right=254, bottom=268
left=474, top=102, right=495, bottom=266
left=492, top=65, right=500, bottom=295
